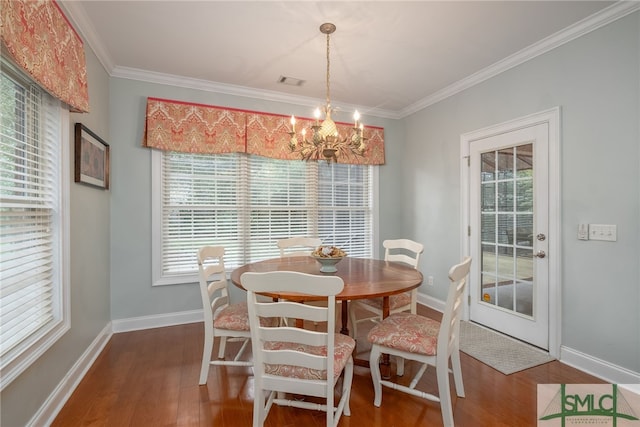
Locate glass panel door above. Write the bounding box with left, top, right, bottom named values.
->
left=480, top=144, right=534, bottom=318
left=468, top=121, right=549, bottom=350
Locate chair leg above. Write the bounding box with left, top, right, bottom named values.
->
left=369, top=345, right=383, bottom=407
left=436, top=360, right=454, bottom=427
left=451, top=349, right=465, bottom=397
left=217, top=336, right=227, bottom=359
left=396, top=355, right=405, bottom=376
left=326, top=384, right=334, bottom=427
left=342, top=359, right=354, bottom=416
left=255, top=388, right=276, bottom=427
left=253, top=388, right=264, bottom=427
left=199, top=328, right=213, bottom=385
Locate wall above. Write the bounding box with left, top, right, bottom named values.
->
left=0, top=46, right=112, bottom=427
left=403, top=12, right=639, bottom=376
left=108, top=78, right=403, bottom=320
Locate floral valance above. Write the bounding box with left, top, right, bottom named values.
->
left=143, top=98, right=246, bottom=154
left=1, top=0, right=90, bottom=113
left=143, top=97, right=385, bottom=165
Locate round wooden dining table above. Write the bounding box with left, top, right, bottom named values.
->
left=230, top=256, right=423, bottom=368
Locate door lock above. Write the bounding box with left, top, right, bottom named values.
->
left=537, top=233, right=546, bottom=241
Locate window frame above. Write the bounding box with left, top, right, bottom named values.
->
left=151, top=149, right=379, bottom=286
left=0, top=60, right=71, bottom=390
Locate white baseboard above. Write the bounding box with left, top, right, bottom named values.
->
left=417, top=291, right=445, bottom=313
left=28, top=323, right=113, bottom=427
left=417, top=291, right=640, bottom=385
left=111, top=309, right=203, bottom=332
left=560, top=346, right=640, bottom=385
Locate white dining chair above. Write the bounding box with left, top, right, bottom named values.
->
left=277, top=236, right=322, bottom=257
left=197, top=245, right=277, bottom=385
left=367, top=256, right=472, bottom=427
left=242, top=270, right=355, bottom=427
left=348, top=238, right=424, bottom=340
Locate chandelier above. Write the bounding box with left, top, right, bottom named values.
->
left=288, top=23, right=366, bottom=162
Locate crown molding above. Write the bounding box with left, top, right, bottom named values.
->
left=399, top=1, right=640, bottom=118
left=111, top=66, right=401, bottom=120
left=62, top=1, right=638, bottom=121
left=58, top=1, right=114, bottom=74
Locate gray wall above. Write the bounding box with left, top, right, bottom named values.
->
left=403, top=12, right=639, bottom=373
left=108, top=79, right=403, bottom=320
left=1, top=47, right=112, bottom=427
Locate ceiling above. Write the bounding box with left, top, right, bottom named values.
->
left=61, top=1, right=618, bottom=119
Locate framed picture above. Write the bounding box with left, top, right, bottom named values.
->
left=74, top=123, right=110, bottom=189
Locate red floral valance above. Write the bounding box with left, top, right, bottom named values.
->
left=246, top=113, right=313, bottom=161
left=1, top=0, right=90, bottom=113
left=143, top=98, right=246, bottom=154
left=143, top=97, right=385, bottom=165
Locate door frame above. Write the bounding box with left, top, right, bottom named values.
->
left=460, top=107, right=561, bottom=358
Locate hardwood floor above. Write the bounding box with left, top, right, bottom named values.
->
left=52, top=306, right=602, bottom=427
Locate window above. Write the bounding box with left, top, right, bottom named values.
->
left=152, top=150, right=377, bottom=285
left=0, top=59, right=69, bottom=390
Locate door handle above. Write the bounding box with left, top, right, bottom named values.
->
left=534, top=250, right=546, bottom=258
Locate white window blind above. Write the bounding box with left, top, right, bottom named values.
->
left=153, top=151, right=375, bottom=285
left=0, top=59, right=69, bottom=390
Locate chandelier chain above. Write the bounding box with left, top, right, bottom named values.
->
left=325, top=31, right=331, bottom=108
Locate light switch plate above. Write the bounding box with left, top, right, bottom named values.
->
left=589, top=224, right=617, bottom=241
left=577, top=223, right=589, bottom=240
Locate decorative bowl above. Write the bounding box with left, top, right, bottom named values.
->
left=311, top=255, right=344, bottom=273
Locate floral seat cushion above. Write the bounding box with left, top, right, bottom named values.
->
left=367, top=312, right=440, bottom=356
left=213, top=302, right=278, bottom=330
left=263, top=333, right=356, bottom=380
left=360, top=292, right=411, bottom=311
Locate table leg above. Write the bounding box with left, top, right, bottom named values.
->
left=340, top=300, right=350, bottom=335
left=380, top=296, right=391, bottom=379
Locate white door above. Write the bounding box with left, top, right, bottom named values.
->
left=468, top=122, right=551, bottom=350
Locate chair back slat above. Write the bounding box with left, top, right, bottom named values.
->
left=256, top=300, right=329, bottom=323
left=263, top=350, right=327, bottom=371
left=277, top=236, right=322, bottom=258
left=383, top=238, right=424, bottom=268
left=244, top=271, right=343, bottom=295
left=259, top=325, right=328, bottom=347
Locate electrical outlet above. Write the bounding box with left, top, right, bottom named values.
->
left=428, top=276, right=434, bottom=286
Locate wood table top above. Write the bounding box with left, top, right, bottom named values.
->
left=230, top=256, right=423, bottom=301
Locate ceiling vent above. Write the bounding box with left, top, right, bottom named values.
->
left=278, top=76, right=305, bottom=87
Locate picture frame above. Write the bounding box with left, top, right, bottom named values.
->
left=74, top=123, right=110, bottom=189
